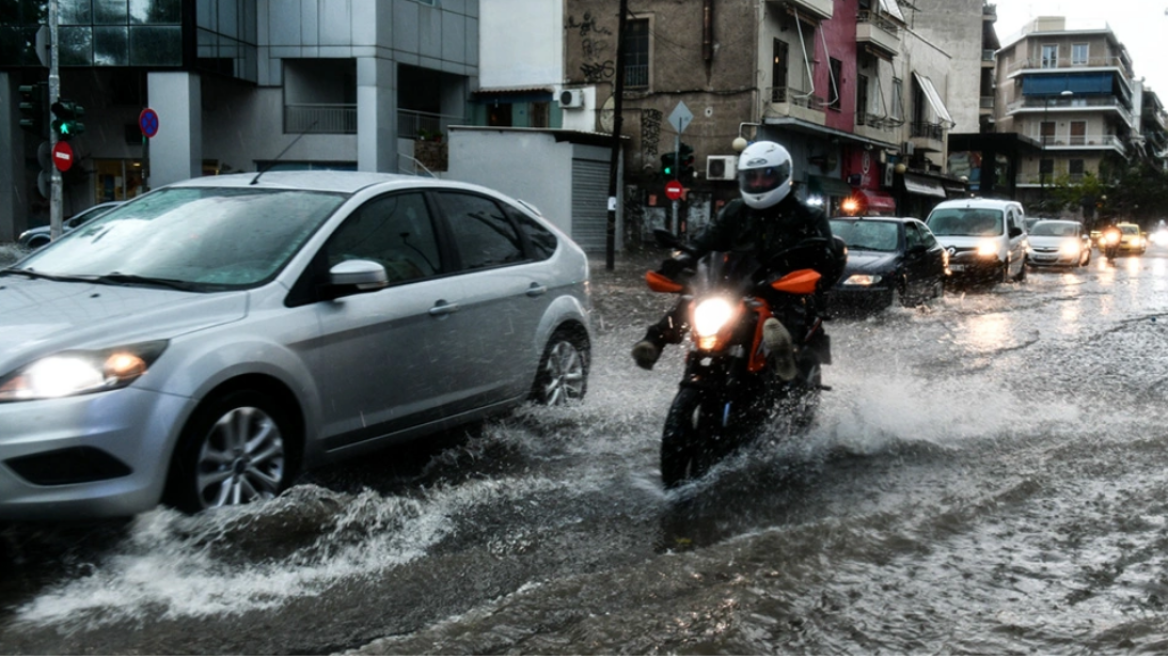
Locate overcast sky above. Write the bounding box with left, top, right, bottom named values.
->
left=992, top=0, right=1168, bottom=98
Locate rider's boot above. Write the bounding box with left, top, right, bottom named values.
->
left=631, top=328, right=666, bottom=370
left=763, top=317, right=797, bottom=381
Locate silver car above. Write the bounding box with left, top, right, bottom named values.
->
left=17, top=200, right=124, bottom=250
left=0, top=172, right=591, bottom=520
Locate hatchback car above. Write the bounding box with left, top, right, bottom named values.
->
left=0, top=172, right=592, bottom=520
left=828, top=216, right=948, bottom=312
left=17, top=201, right=124, bottom=250
left=1025, top=220, right=1090, bottom=268
left=1117, top=222, right=1147, bottom=255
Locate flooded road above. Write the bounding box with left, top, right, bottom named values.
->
left=3, top=245, right=1168, bottom=654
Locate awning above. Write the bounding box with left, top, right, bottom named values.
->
left=808, top=175, right=854, bottom=198
left=903, top=173, right=947, bottom=198
left=912, top=72, right=954, bottom=126
left=879, top=0, right=906, bottom=23
left=854, top=189, right=898, bottom=215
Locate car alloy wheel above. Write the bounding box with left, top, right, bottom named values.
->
left=533, top=329, right=589, bottom=406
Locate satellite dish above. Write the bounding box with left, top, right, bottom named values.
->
left=599, top=95, right=615, bottom=134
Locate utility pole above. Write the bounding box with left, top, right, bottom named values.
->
left=604, top=0, right=629, bottom=272
left=48, top=0, right=62, bottom=240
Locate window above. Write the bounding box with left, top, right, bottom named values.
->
left=829, top=58, right=843, bottom=111
left=1039, top=159, right=1054, bottom=174
left=530, top=102, right=550, bottom=128
left=1070, top=121, right=1086, bottom=145
left=505, top=207, right=558, bottom=261
left=435, top=193, right=525, bottom=270
left=1040, top=121, right=1054, bottom=145
left=1041, top=44, right=1058, bottom=68
left=325, top=193, right=442, bottom=283
left=772, top=39, right=789, bottom=102
left=1069, top=159, right=1085, bottom=179
left=857, top=73, right=870, bottom=124
left=1071, top=43, right=1088, bottom=66
left=891, top=77, right=904, bottom=121
left=623, top=18, right=649, bottom=89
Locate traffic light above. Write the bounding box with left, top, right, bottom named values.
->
left=18, top=83, right=46, bottom=136
left=50, top=99, right=85, bottom=141
left=679, top=142, right=695, bottom=184
left=661, top=151, right=678, bottom=178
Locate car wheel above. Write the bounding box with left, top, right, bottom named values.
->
left=1081, top=250, right=1091, bottom=266
left=532, top=327, right=589, bottom=406
left=165, top=389, right=296, bottom=513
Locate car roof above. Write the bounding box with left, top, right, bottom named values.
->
left=930, top=198, right=1021, bottom=210
left=830, top=216, right=919, bottom=223
left=168, top=171, right=503, bottom=198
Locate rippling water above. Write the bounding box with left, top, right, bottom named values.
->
left=3, top=248, right=1168, bottom=654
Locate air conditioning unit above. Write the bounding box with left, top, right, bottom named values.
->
left=559, top=89, right=585, bottom=109
left=706, top=155, right=738, bottom=181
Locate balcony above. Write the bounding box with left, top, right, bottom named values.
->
left=979, top=96, right=994, bottom=113
left=856, top=11, right=900, bottom=60
left=765, top=86, right=827, bottom=125
left=1035, top=133, right=1128, bottom=155
left=1007, top=94, right=1135, bottom=128
left=910, top=121, right=945, bottom=152
left=982, top=49, right=995, bottom=67
left=766, top=0, right=832, bottom=21
left=983, top=3, right=996, bottom=20
left=854, top=112, right=897, bottom=143
left=397, top=109, right=465, bottom=141
left=284, top=103, right=357, bottom=134
left=1007, top=55, right=1133, bottom=76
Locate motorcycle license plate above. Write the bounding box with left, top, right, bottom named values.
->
left=949, top=264, right=965, bottom=272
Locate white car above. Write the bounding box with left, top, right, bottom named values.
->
left=925, top=198, right=1028, bottom=284
left=0, top=172, right=591, bottom=520
left=1026, top=220, right=1090, bottom=267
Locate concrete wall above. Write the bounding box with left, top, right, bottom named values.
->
left=898, top=28, right=954, bottom=169
left=480, top=0, right=562, bottom=89
left=903, top=0, right=985, bottom=134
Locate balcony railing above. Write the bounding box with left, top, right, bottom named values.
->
left=856, top=11, right=900, bottom=34
left=768, top=86, right=826, bottom=110
left=1035, top=134, right=1127, bottom=152
left=911, top=121, right=944, bottom=140
left=983, top=3, right=997, bottom=18
left=1007, top=94, right=1134, bottom=126
left=285, top=103, right=357, bottom=134
left=1007, top=55, right=1133, bottom=75
left=625, top=64, right=649, bottom=88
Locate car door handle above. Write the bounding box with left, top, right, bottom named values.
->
left=429, top=300, right=460, bottom=316
left=526, top=282, right=548, bottom=297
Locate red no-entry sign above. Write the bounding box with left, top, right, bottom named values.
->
left=665, top=180, right=684, bottom=201
left=51, top=141, right=74, bottom=172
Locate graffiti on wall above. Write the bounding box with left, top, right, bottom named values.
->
left=641, top=108, right=662, bottom=163
left=566, top=12, right=615, bottom=83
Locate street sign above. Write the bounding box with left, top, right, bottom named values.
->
left=668, top=102, right=693, bottom=134
left=139, top=108, right=159, bottom=138
left=665, top=179, right=684, bottom=201
left=51, top=141, right=74, bottom=172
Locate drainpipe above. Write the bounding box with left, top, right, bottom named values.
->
left=703, top=0, right=714, bottom=62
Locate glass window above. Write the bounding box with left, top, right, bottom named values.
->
left=829, top=58, right=842, bottom=111
left=60, top=26, right=94, bottom=65
left=891, top=77, right=904, bottom=121
left=94, top=25, right=129, bottom=65
left=926, top=209, right=1003, bottom=237
left=505, top=206, right=558, bottom=261
left=1071, top=43, right=1088, bottom=65
left=436, top=193, right=525, bottom=270
left=830, top=219, right=898, bottom=251
left=623, top=18, right=649, bottom=89
left=1041, top=44, right=1058, bottom=68
left=130, top=0, right=181, bottom=24
left=325, top=193, right=442, bottom=283
left=60, top=1, right=94, bottom=24
left=1040, top=159, right=1054, bottom=174
left=95, top=0, right=128, bottom=24
left=130, top=25, right=181, bottom=65
left=905, top=223, right=923, bottom=250
left=1069, top=159, right=1085, bottom=175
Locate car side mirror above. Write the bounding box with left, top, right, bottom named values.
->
left=1009, top=226, right=1023, bottom=238
left=323, top=259, right=389, bottom=299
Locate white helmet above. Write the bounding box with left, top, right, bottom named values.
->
left=737, top=141, right=793, bottom=210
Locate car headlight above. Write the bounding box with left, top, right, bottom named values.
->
left=1059, top=241, right=1080, bottom=256
left=976, top=241, right=998, bottom=257
left=693, top=298, right=735, bottom=339
left=842, top=274, right=882, bottom=286
left=0, top=341, right=168, bottom=402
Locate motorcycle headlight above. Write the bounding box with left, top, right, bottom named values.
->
left=976, top=241, right=998, bottom=257
left=0, top=340, right=168, bottom=402
left=693, top=298, right=735, bottom=339
left=842, top=274, right=882, bottom=286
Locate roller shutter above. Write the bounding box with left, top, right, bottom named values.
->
left=571, top=158, right=609, bottom=252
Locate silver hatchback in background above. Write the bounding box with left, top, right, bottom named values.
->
left=0, top=172, right=591, bottom=520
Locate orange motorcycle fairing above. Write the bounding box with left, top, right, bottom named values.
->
left=645, top=270, right=684, bottom=293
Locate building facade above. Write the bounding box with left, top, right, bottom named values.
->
left=0, top=0, right=479, bottom=241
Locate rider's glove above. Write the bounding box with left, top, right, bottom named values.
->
left=658, top=252, right=695, bottom=278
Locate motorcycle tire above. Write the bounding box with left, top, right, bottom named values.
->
left=661, top=387, right=725, bottom=489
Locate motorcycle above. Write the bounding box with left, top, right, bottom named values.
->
left=646, top=231, right=836, bottom=488
left=1101, top=228, right=1121, bottom=261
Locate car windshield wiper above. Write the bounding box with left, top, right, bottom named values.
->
left=90, top=273, right=200, bottom=291
left=0, top=267, right=95, bottom=283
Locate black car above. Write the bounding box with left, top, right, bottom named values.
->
left=828, top=216, right=948, bottom=313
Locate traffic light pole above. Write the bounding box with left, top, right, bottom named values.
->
left=48, top=0, right=62, bottom=241
left=672, top=133, right=679, bottom=236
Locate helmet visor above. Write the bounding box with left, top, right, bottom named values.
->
left=738, top=162, right=791, bottom=194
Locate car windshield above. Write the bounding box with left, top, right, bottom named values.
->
left=1030, top=222, right=1079, bottom=237
left=830, top=219, right=899, bottom=252
left=1121, top=225, right=1139, bottom=235
left=926, top=208, right=1004, bottom=237
left=7, top=187, right=346, bottom=290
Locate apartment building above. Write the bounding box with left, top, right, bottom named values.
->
left=994, top=17, right=1139, bottom=210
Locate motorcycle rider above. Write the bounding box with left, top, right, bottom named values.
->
left=1101, top=220, right=1122, bottom=259
left=631, top=140, right=846, bottom=378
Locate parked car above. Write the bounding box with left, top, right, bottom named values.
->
left=828, top=216, right=948, bottom=312
left=1025, top=220, right=1091, bottom=268
left=924, top=198, right=1028, bottom=284
left=16, top=201, right=124, bottom=250
left=0, top=172, right=592, bottom=520
left=1117, top=222, right=1147, bottom=254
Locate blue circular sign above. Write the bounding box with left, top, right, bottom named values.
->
left=139, top=108, right=159, bottom=138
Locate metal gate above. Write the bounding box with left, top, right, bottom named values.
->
left=570, top=159, right=609, bottom=253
